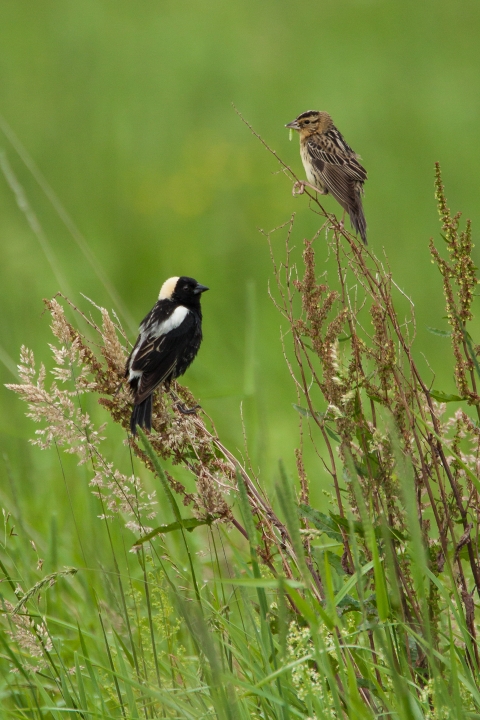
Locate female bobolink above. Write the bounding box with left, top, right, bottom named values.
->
left=126, top=276, right=209, bottom=434
left=286, top=111, right=368, bottom=244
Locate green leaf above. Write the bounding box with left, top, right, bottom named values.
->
left=371, top=521, right=389, bottom=621
left=292, top=403, right=325, bottom=420
left=137, top=428, right=203, bottom=607
left=215, top=576, right=304, bottom=589
left=114, top=635, right=139, bottom=719
left=325, top=426, right=341, bottom=442
left=74, top=651, right=88, bottom=711
left=429, top=389, right=463, bottom=402
left=133, top=517, right=212, bottom=547
left=299, top=504, right=343, bottom=542
left=329, top=511, right=407, bottom=543
left=334, top=560, right=375, bottom=608
left=113, top=630, right=135, bottom=669
left=292, top=403, right=311, bottom=417
left=292, top=405, right=340, bottom=440
left=137, top=427, right=182, bottom=523
left=330, top=512, right=365, bottom=537
left=277, top=461, right=310, bottom=584
left=317, top=549, right=346, bottom=576
left=426, top=326, right=451, bottom=337
left=356, top=677, right=380, bottom=693
left=366, top=392, right=384, bottom=404
left=336, top=593, right=361, bottom=614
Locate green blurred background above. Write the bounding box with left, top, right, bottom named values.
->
left=0, top=0, right=479, bottom=558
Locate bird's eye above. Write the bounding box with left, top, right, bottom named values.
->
left=304, top=120, right=310, bottom=125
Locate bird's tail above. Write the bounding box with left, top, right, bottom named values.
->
left=130, top=395, right=153, bottom=435
left=349, top=193, right=367, bottom=245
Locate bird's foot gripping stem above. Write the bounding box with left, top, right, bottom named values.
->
left=292, top=180, right=326, bottom=197
left=168, top=387, right=200, bottom=415
left=292, top=180, right=306, bottom=196
left=175, top=402, right=200, bottom=415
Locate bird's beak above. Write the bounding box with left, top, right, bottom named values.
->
left=194, top=283, right=209, bottom=294
left=285, top=120, right=300, bottom=130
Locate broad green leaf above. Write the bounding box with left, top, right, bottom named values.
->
left=366, top=392, right=384, bottom=404
left=426, top=326, right=451, bottom=337
left=292, top=405, right=341, bottom=440
left=325, top=426, right=341, bottom=442
left=330, top=512, right=407, bottom=544
left=299, top=504, right=343, bottom=542
left=319, top=549, right=346, bottom=576
left=292, top=403, right=323, bottom=420
left=429, top=389, right=463, bottom=402
left=330, top=512, right=365, bottom=537
left=336, top=593, right=361, bottom=614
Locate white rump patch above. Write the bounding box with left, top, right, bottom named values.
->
left=159, top=276, right=180, bottom=300
left=152, top=305, right=189, bottom=337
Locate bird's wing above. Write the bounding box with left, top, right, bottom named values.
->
left=306, top=131, right=367, bottom=183
left=304, top=131, right=365, bottom=213
left=317, top=164, right=359, bottom=214
left=130, top=312, right=197, bottom=404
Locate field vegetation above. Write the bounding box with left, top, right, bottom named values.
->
left=1, top=2, right=480, bottom=717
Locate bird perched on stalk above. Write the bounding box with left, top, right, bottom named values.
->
left=285, top=110, right=368, bottom=244
left=126, top=276, right=209, bottom=434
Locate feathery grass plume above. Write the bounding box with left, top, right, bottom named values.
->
left=2, top=599, right=52, bottom=671
left=11, top=567, right=77, bottom=615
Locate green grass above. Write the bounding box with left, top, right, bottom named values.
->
left=1, top=442, right=479, bottom=718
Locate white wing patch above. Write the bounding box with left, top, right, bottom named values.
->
left=128, top=306, right=190, bottom=382
left=151, top=306, right=189, bottom=337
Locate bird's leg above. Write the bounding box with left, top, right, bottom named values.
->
left=339, top=210, right=346, bottom=231
left=292, top=180, right=306, bottom=196
left=114, top=379, right=125, bottom=396
left=177, top=403, right=200, bottom=415
left=292, top=180, right=322, bottom=197
left=168, top=386, right=200, bottom=415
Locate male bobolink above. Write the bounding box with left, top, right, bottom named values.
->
left=126, top=276, right=209, bottom=434
left=286, top=111, right=368, bottom=244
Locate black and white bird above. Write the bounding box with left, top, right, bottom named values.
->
left=126, top=276, right=209, bottom=434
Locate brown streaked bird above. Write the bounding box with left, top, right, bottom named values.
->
left=285, top=110, right=368, bottom=244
